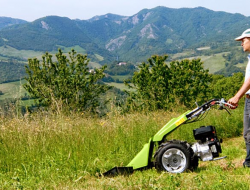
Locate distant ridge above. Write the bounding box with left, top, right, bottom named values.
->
left=0, top=16, right=27, bottom=30
left=0, top=6, right=250, bottom=63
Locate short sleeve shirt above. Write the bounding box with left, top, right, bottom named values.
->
left=245, top=54, right=250, bottom=94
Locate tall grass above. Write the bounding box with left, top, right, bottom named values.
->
left=0, top=104, right=248, bottom=189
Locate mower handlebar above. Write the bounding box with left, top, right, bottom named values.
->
left=186, top=98, right=235, bottom=119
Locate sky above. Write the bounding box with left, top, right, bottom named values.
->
left=1, top=0, right=250, bottom=22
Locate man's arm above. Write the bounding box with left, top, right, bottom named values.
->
left=228, top=76, right=250, bottom=106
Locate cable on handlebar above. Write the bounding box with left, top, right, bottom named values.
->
left=185, top=98, right=233, bottom=124
left=185, top=107, right=210, bottom=124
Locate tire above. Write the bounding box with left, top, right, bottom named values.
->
left=155, top=140, right=191, bottom=173
left=189, top=155, right=199, bottom=171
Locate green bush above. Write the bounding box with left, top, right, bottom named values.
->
left=124, top=55, right=212, bottom=111
left=23, top=49, right=110, bottom=113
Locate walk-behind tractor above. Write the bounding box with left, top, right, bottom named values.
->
left=103, top=98, right=235, bottom=176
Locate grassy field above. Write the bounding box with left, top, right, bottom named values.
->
left=0, top=80, right=26, bottom=100
left=201, top=53, right=226, bottom=73
left=187, top=52, right=227, bottom=74
left=0, top=45, right=102, bottom=68
left=0, top=45, right=87, bottom=61
left=0, top=104, right=249, bottom=189
left=171, top=51, right=229, bottom=74
left=0, top=45, right=44, bottom=60
left=105, top=82, right=131, bottom=91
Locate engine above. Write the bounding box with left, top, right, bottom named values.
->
left=191, top=126, right=222, bottom=161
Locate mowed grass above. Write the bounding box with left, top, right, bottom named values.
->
left=0, top=105, right=249, bottom=189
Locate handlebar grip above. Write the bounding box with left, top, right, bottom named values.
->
left=225, top=102, right=238, bottom=109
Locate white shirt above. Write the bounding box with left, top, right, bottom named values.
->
left=245, top=54, right=250, bottom=94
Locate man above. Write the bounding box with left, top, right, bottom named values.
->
left=228, top=28, right=250, bottom=167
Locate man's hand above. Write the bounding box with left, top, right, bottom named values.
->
left=227, top=96, right=239, bottom=109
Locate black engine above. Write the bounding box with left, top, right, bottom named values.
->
left=191, top=126, right=222, bottom=161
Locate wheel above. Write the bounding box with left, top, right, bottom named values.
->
left=155, top=141, right=191, bottom=173
left=189, top=155, right=199, bottom=171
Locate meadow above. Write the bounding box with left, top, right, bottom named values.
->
left=0, top=102, right=249, bottom=189
left=0, top=48, right=249, bottom=189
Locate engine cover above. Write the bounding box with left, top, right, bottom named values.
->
left=192, top=126, right=222, bottom=161
left=193, top=125, right=216, bottom=142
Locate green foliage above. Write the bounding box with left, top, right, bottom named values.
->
left=169, top=58, right=212, bottom=106
left=215, top=49, right=246, bottom=76
left=0, top=17, right=27, bottom=30
left=215, top=64, right=244, bottom=76
left=125, top=55, right=171, bottom=110
left=210, top=73, right=244, bottom=100
left=0, top=61, right=26, bottom=83
left=23, top=49, right=110, bottom=113
left=124, top=55, right=212, bottom=111
left=106, top=61, right=136, bottom=76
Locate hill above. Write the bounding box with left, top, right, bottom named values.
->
left=0, top=6, right=250, bottom=63
left=0, top=61, right=26, bottom=83
left=0, top=16, right=114, bottom=63
left=0, top=17, right=27, bottom=30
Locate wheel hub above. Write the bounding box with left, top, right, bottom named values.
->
left=169, top=155, right=182, bottom=167
left=162, top=148, right=187, bottom=173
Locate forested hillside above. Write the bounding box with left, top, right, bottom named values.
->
left=0, top=61, right=26, bottom=83
left=0, top=17, right=27, bottom=30
left=1, top=6, right=250, bottom=63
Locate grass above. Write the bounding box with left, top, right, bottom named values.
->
left=0, top=45, right=101, bottom=68
left=0, top=45, right=43, bottom=61
left=111, top=75, right=132, bottom=81
left=0, top=104, right=248, bottom=189
left=202, top=53, right=227, bottom=74
left=171, top=51, right=227, bottom=74
left=89, top=61, right=102, bottom=69
left=55, top=45, right=87, bottom=55
left=0, top=80, right=26, bottom=100
left=187, top=53, right=227, bottom=74
left=105, top=82, right=131, bottom=91
left=0, top=45, right=87, bottom=61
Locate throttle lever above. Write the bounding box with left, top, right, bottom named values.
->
left=224, top=107, right=231, bottom=115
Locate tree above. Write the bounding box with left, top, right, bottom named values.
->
left=23, top=49, right=110, bottom=113
left=124, top=55, right=212, bottom=111
left=125, top=55, right=171, bottom=110
left=169, top=58, right=212, bottom=106
left=210, top=73, right=244, bottom=100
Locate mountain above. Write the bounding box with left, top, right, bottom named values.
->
left=92, top=6, right=250, bottom=61
left=0, top=6, right=250, bottom=63
left=0, top=16, right=115, bottom=63
left=0, top=17, right=27, bottom=30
